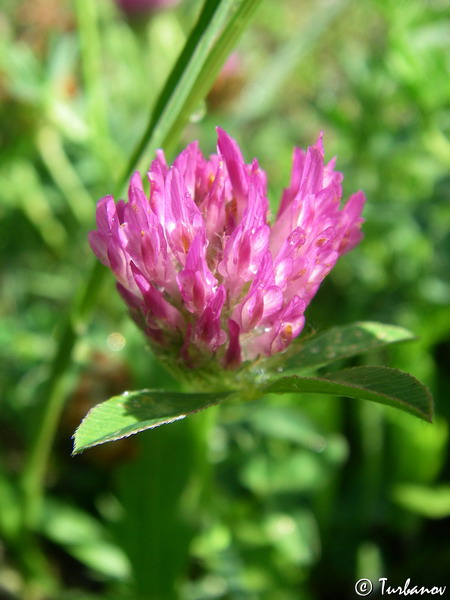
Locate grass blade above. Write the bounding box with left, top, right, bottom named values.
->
left=117, top=0, right=263, bottom=192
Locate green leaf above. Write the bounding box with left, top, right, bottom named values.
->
left=392, top=484, right=450, bottom=519
left=263, top=366, right=433, bottom=422
left=73, top=389, right=232, bottom=454
left=283, top=321, right=416, bottom=372
left=39, top=498, right=131, bottom=580
left=241, top=451, right=330, bottom=495
left=74, top=366, right=433, bottom=452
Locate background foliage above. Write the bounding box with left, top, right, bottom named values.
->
left=1, top=0, right=449, bottom=598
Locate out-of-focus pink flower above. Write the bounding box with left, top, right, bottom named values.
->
left=89, top=129, right=365, bottom=371
left=115, top=0, right=180, bottom=15
left=207, top=53, right=245, bottom=111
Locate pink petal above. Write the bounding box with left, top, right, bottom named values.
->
left=217, top=127, right=248, bottom=208
left=194, top=286, right=227, bottom=352
left=177, top=235, right=217, bottom=313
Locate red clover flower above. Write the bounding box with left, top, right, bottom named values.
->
left=89, top=129, right=365, bottom=373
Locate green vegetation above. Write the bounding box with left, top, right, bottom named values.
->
left=1, top=0, right=449, bottom=598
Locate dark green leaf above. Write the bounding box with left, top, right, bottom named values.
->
left=283, top=321, right=416, bottom=372
left=73, top=389, right=232, bottom=454
left=263, top=366, right=433, bottom=422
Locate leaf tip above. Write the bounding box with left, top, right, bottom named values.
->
left=71, top=430, right=84, bottom=456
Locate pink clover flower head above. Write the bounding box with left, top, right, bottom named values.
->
left=89, top=129, right=365, bottom=372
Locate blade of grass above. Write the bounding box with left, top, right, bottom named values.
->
left=20, top=0, right=262, bottom=535
left=115, top=0, right=264, bottom=192
left=141, top=0, right=264, bottom=161
left=115, top=0, right=231, bottom=194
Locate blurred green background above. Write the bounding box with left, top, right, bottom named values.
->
left=1, top=0, right=449, bottom=598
